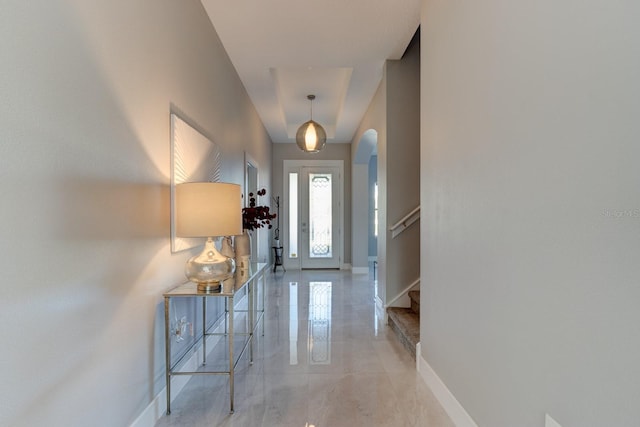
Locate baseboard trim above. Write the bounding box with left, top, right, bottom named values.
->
left=351, top=266, right=368, bottom=274
left=416, top=346, right=478, bottom=427
left=130, top=294, right=248, bottom=427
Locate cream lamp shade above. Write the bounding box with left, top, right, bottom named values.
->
left=176, top=182, right=242, bottom=237
left=176, top=182, right=242, bottom=292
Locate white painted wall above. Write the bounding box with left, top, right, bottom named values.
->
left=352, top=74, right=387, bottom=301
left=0, top=1, right=271, bottom=426
left=420, top=1, right=640, bottom=426
left=353, top=32, right=420, bottom=305
left=353, top=130, right=378, bottom=272
left=352, top=162, right=369, bottom=271
left=385, top=34, right=421, bottom=304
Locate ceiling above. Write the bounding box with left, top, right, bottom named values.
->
left=200, top=0, right=421, bottom=144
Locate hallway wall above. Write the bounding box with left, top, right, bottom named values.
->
left=0, top=1, right=271, bottom=426
left=420, top=1, right=640, bottom=426
left=385, top=32, right=421, bottom=303
left=353, top=78, right=387, bottom=299
left=353, top=31, right=421, bottom=304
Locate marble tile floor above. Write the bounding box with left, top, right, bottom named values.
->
left=155, top=269, right=454, bottom=427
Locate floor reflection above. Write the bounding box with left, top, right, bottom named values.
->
left=155, top=270, right=455, bottom=427
left=289, top=281, right=298, bottom=365
left=308, top=281, right=332, bottom=365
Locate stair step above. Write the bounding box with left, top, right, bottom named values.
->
left=408, top=290, right=420, bottom=314
left=387, top=307, right=420, bottom=359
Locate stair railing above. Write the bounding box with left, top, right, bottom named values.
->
left=389, top=206, right=420, bottom=239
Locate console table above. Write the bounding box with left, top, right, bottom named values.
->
left=163, top=262, right=267, bottom=414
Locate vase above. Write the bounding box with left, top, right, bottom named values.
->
left=220, top=236, right=235, bottom=258
left=234, top=230, right=251, bottom=270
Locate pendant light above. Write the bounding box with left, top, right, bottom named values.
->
left=296, top=94, right=327, bottom=153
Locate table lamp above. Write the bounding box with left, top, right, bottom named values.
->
left=176, top=182, right=242, bottom=292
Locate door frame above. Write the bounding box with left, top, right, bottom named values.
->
left=283, top=160, right=344, bottom=270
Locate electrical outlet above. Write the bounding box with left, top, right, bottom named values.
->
left=545, top=414, right=562, bottom=427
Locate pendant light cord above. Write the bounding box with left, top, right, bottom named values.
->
left=307, top=94, right=316, bottom=121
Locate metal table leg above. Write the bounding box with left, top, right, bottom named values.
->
left=249, top=279, right=255, bottom=364
left=202, top=297, right=207, bottom=365
left=164, top=296, right=171, bottom=415
left=228, top=295, right=234, bottom=414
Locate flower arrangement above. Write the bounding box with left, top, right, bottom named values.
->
left=242, top=188, right=277, bottom=231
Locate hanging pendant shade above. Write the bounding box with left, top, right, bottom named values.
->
left=296, top=95, right=327, bottom=153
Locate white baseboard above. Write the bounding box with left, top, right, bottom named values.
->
left=416, top=345, right=478, bottom=427
left=351, top=266, right=368, bottom=274
left=342, top=263, right=352, bottom=271
left=130, top=294, right=248, bottom=427
left=129, top=391, right=165, bottom=427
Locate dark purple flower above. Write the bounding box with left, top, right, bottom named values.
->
left=242, top=188, right=277, bottom=231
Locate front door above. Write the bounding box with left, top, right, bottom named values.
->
left=285, top=161, right=343, bottom=270
left=300, top=166, right=340, bottom=269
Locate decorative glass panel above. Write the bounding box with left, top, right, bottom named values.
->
left=309, top=173, right=332, bottom=258
left=289, top=173, right=298, bottom=258
left=289, top=282, right=299, bottom=365
left=308, top=282, right=332, bottom=364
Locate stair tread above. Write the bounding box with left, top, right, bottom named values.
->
left=387, top=307, right=420, bottom=343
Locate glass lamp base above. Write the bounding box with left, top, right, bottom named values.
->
left=185, top=237, right=236, bottom=292
left=197, top=282, right=222, bottom=293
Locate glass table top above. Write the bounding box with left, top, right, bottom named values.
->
left=164, top=262, right=267, bottom=297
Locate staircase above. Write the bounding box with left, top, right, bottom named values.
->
left=386, top=290, right=420, bottom=359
